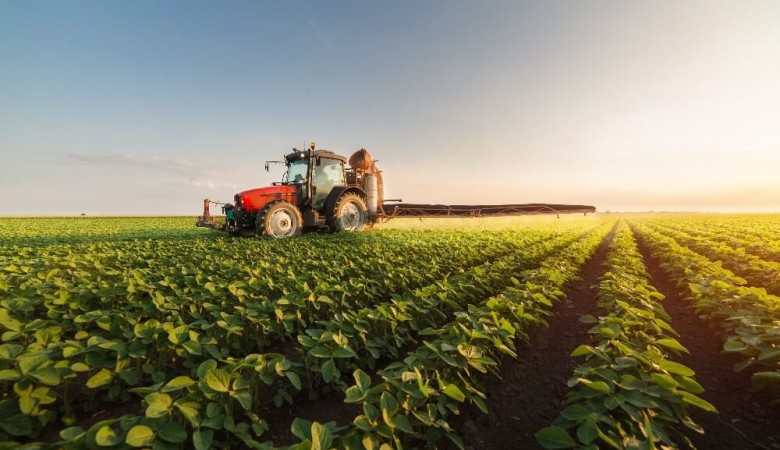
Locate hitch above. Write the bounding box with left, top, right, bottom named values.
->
left=196, top=199, right=238, bottom=233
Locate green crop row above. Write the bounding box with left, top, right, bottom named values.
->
left=0, top=217, right=611, bottom=448
left=0, top=227, right=567, bottom=444
left=538, top=221, right=714, bottom=450
left=646, top=218, right=780, bottom=263
left=630, top=221, right=780, bottom=403
left=0, top=217, right=203, bottom=246
left=296, top=227, right=591, bottom=393
left=288, top=221, right=614, bottom=449
left=642, top=221, right=780, bottom=295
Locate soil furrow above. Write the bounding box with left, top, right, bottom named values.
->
left=632, top=228, right=780, bottom=450
left=452, top=226, right=616, bottom=449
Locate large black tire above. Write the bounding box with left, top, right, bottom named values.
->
left=328, top=193, right=369, bottom=232
left=255, top=201, right=303, bottom=238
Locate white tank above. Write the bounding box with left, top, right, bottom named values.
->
left=365, top=174, right=378, bottom=216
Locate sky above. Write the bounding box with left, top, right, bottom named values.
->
left=1, top=0, right=779, bottom=215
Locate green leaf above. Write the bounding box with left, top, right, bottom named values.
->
left=655, top=338, right=688, bottom=353
left=570, top=345, right=593, bottom=357
left=0, top=414, right=33, bottom=437
left=650, top=373, right=678, bottom=390
left=332, top=347, right=357, bottom=358
left=560, top=404, right=590, bottom=421
left=145, top=392, right=173, bottom=418
left=536, top=426, right=576, bottom=449
left=675, top=375, right=704, bottom=394
left=598, top=327, right=617, bottom=338
left=614, top=357, right=638, bottom=369
left=232, top=391, right=252, bottom=410
left=19, top=396, right=36, bottom=415
left=576, top=420, right=598, bottom=445
left=71, top=362, right=90, bottom=373
left=380, top=391, right=399, bottom=419
left=345, top=386, right=364, bottom=403
left=659, top=360, right=695, bottom=377
left=723, top=339, right=748, bottom=353
left=163, top=375, right=196, bottom=392
left=86, top=369, right=114, bottom=389
left=310, top=422, right=333, bottom=450
left=157, top=422, right=187, bottom=444
left=353, top=415, right=373, bottom=432
left=193, top=429, right=213, bottom=450
left=174, top=401, right=200, bottom=424
left=196, top=360, right=217, bottom=379
left=59, top=426, right=85, bottom=441
left=579, top=315, right=598, bottom=324
left=393, top=415, right=414, bottom=434
left=624, top=391, right=657, bottom=408
left=182, top=340, right=202, bottom=356
left=309, top=346, right=332, bottom=358
left=205, top=369, right=231, bottom=393
left=679, top=390, right=717, bottom=413
left=126, top=425, right=155, bottom=447
left=95, top=424, right=123, bottom=447
left=582, top=380, right=611, bottom=394
left=206, top=402, right=220, bottom=418
left=753, top=371, right=780, bottom=381
left=320, top=359, right=337, bottom=384
left=354, top=369, right=371, bottom=391
left=168, top=325, right=189, bottom=345
left=119, top=369, right=140, bottom=386
left=18, top=355, right=47, bottom=375
left=441, top=383, right=466, bottom=402
left=286, top=372, right=302, bottom=390
left=0, top=369, right=20, bottom=381
left=758, top=349, right=780, bottom=362
left=291, top=418, right=312, bottom=441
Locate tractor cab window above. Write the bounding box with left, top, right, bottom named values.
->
left=312, top=158, right=345, bottom=186
left=312, top=158, right=345, bottom=208
left=286, top=159, right=308, bottom=184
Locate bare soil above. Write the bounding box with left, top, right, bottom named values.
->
left=261, top=386, right=361, bottom=445
left=450, top=226, right=616, bottom=449
left=633, top=230, right=780, bottom=450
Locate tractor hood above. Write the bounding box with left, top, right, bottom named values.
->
left=235, top=185, right=297, bottom=213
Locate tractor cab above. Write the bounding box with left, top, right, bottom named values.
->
left=281, top=147, right=348, bottom=211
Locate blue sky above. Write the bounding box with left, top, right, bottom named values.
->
left=2, top=1, right=779, bottom=214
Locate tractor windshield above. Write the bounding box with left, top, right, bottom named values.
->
left=286, top=160, right=308, bottom=184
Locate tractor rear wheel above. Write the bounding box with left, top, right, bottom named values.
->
left=256, top=201, right=303, bottom=238
left=329, top=193, right=368, bottom=232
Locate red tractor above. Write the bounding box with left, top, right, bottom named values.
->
left=197, top=142, right=597, bottom=238
left=197, top=143, right=383, bottom=238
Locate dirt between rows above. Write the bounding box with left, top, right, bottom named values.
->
left=449, top=226, right=617, bottom=449
left=632, top=230, right=780, bottom=450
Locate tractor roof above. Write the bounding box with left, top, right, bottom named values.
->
left=312, top=150, right=347, bottom=162
left=285, top=149, right=347, bottom=163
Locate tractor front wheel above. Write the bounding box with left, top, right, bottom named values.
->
left=256, top=201, right=303, bottom=238
left=329, top=193, right=368, bottom=232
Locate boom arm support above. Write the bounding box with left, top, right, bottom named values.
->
left=381, top=202, right=596, bottom=219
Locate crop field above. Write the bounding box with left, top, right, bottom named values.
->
left=0, top=215, right=778, bottom=449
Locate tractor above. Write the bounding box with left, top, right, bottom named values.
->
left=197, top=143, right=383, bottom=238
left=197, top=142, right=597, bottom=238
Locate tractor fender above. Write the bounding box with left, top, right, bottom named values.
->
left=325, top=186, right=366, bottom=219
